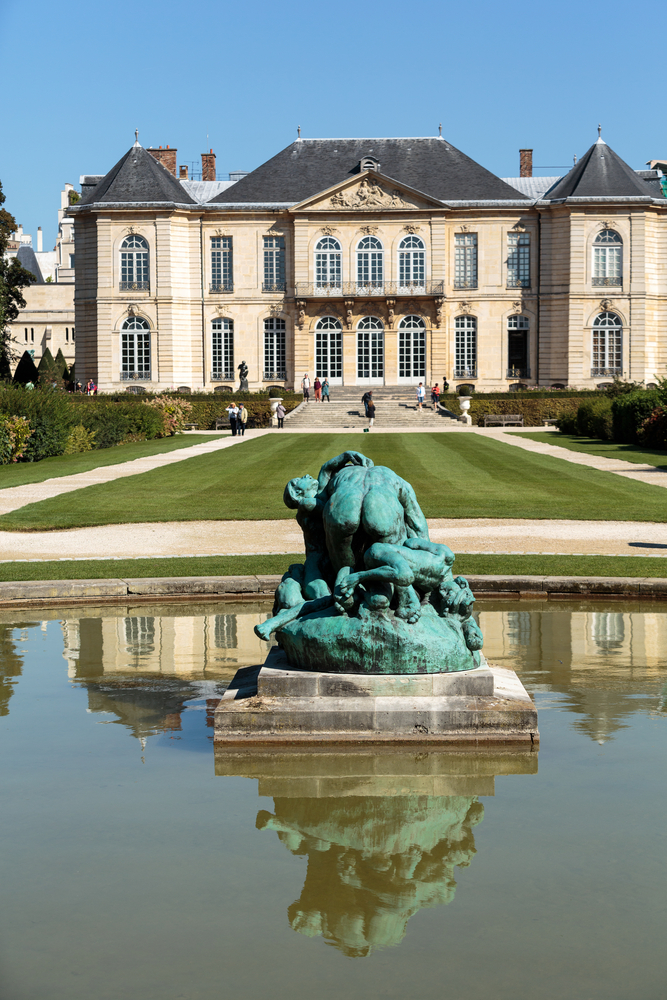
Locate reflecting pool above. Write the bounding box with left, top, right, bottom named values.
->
left=0, top=599, right=664, bottom=1000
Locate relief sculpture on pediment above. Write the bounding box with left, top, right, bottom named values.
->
left=326, top=177, right=415, bottom=210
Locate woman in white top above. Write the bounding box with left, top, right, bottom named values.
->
left=416, top=383, right=425, bottom=410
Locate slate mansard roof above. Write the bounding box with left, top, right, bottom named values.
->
left=546, top=139, right=660, bottom=201
left=76, top=144, right=196, bottom=208
left=210, top=137, right=530, bottom=206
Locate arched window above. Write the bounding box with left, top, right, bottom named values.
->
left=398, top=236, right=425, bottom=290
left=356, top=236, right=383, bottom=293
left=212, top=318, right=234, bottom=380
left=454, top=316, right=477, bottom=378
left=264, top=317, right=286, bottom=380
left=507, top=315, right=530, bottom=378
left=592, top=312, right=622, bottom=377
left=315, top=237, right=341, bottom=292
left=120, top=235, right=149, bottom=291
left=593, top=230, right=622, bottom=286
left=121, top=316, right=151, bottom=380
left=357, top=316, right=384, bottom=383
left=398, top=315, right=426, bottom=381
left=315, top=317, right=342, bottom=383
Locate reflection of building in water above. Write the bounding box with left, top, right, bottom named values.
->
left=60, top=605, right=271, bottom=740
left=0, top=624, right=28, bottom=717
left=217, top=749, right=537, bottom=957
left=479, top=605, right=667, bottom=743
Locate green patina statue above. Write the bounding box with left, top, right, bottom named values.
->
left=255, top=451, right=483, bottom=673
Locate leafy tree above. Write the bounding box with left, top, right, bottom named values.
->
left=0, top=180, right=36, bottom=377
left=12, top=350, right=39, bottom=384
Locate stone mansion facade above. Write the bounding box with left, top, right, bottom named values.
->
left=70, top=135, right=667, bottom=392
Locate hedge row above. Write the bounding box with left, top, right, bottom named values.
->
left=443, top=396, right=582, bottom=427
left=556, top=387, right=667, bottom=450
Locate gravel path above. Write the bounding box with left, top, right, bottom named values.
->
left=2, top=517, right=667, bottom=562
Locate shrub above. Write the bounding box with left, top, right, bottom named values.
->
left=465, top=395, right=581, bottom=427
left=0, top=385, right=74, bottom=460
left=556, top=411, right=579, bottom=434
left=611, top=390, right=661, bottom=443
left=638, top=407, right=667, bottom=450
left=13, top=351, right=39, bottom=385
left=0, top=416, right=33, bottom=464
left=64, top=424, right=96, bottom=454
left=268, top=387, right=284, bottom=398
left=575, top=398, right=613, bottom=439
left=144, top=396, right=193, bottom=435
left=603, top=377, right=646, bottom=398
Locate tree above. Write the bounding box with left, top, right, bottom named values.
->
left=12, top=350, right=39, bottom=384
left=37, top=347, right=57, bottom=382
left=0, top=180, right=36, bottom=377
left=54, top=348, right=69, bottom=380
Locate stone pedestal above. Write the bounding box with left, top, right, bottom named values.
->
left=214, top=647, right=539, bottom=745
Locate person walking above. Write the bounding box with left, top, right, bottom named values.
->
left=362, top=389, right=375, bottom=431
left=314, top=377, right=322, bottom=402
left=416, top=382, right=425, bottom=411
left=431, top=383, right=440, bottom=409
left=322, top=378, right=330, bottom=401
left=237, top=403, right=248, bottom=436
left=301, top=373, right=311, bottom=401
left=276, top=401, right=286, bottom=428
left=226, top=402, right=239, bottom=436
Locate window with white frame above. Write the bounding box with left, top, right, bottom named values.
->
left=593, top=230, right=622, bottom=286
left=592, top=312, right=622, bottom=376
left=263, top=236, right=285, bottom=292
left=120, top=235, right=149, bottom=290
left=454, top=315, right=477, bottom=377
left=357, top=316, right=384, bottom=382
left=211, top=236, right=233, bottom=292
left=398, top=315, right=426, bottom=381
left=211, top=318, right=234, bottom=380
left=121, top=316, right=151, bottom=380
left=315, top=237, right=342, bottom=291
left=264, top=317, right=286, bottom=379
left=507, top=232, right=530, bottom=288
left=356, top=236, right=383, bottom=292
left=315, top=316, right=343, bottom=382
left=507, top=315, right=530, bottom=377
left=454, top=233, right=477, bottom=289
left=398, top=236, right=425, bottom=289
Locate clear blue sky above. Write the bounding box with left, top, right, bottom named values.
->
left=0, top=0, right=661, bottom=248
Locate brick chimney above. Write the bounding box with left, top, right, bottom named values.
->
left=520, top=149, right=533, bottom=178
left=147, top=145, right=177, bottom=176
left=179, top=165, right=189, bottom=179
left=201, top=149, right=216, bottom=182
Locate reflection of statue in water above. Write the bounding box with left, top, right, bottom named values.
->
left=257, top=794, right=484, bottom=956
left=255, top=451, right=483, bottom=673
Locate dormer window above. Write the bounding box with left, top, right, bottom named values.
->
left=360, top=156, right=380, bottom=172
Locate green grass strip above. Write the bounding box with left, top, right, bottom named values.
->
left=0, top=434, right=226, bottom=490
left=2, top=432, right=667, bottom=531
left=522, top=432, right=667, bottom=468
left=0, top=552, right=665, bottom=582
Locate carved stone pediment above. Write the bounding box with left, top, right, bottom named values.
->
left=294, top=172, right=440, bottom=213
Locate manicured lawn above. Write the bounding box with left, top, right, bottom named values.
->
left=0, top=552, right=666, bottom=581
left=2, top=432, right=667, bottom=531
left=0, top=434, right=226, bottom=489
left=522, top=432, right=667, bottom=468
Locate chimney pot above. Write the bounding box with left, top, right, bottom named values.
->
left=520, top=149, right=533, bottom=178
left=201, top=150, right=216, bottom=182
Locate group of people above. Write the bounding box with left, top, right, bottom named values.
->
left=225, top=402, right=249, bottom=436
left=301, top=375, right=331, bottom=402
left=416, top=383, right=446, bottom=410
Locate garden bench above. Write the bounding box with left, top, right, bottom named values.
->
left=215, top=417, right=230, bottom=430
left=543, top=418, right=559, bottom=426
left=482, top=414, right=524, bottom=427
left=183, top=422, right=199, bottom=430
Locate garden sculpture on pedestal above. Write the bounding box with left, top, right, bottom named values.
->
left=238, top=360, right=249, bottom=391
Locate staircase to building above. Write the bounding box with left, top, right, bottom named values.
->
left=286, top=386, right=462, bottom=429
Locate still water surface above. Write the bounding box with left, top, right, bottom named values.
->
left=0, top=599, right=665, bottom=999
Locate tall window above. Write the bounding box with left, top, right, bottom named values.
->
left=592, top=312, right=622, bottom=376
left=120, top=235, right=149, bottom=291
left=398, top=315, right=426, bottom=381
left=264, top=317, right=286, bottom=379
left=455, top=316, right=477, bottom=377
left=357, top=316, right=384, bottom=382
left=211, top=236, right=233, bottom=292
left=398, top=236, right=425, bottom=289
left=507, top=315, right=530, bottom=377
left=454, top=233, right=477, bottom=289
left=507, top=232, right=530, bottom=288
left=356, top=236, right=383, bottom=292
left=211, top=318, right=234, bottom=380
left=263, top=236, right=285, bottom=292
left=315, top=237, right=341, bottom=292
left=121, top=316, right=151, bottom=380
left=315, top=316, right=343, bottom=382
left=593, top=230, right=622, bottom=286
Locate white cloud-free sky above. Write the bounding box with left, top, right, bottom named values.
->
left=1, top=0, right=662, bottom=247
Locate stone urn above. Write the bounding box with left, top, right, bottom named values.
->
left=458, top=396, right=472, bottom=425
left=269, top=397, right=283, bottom=427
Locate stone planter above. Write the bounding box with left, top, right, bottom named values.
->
left=458, top=396, right=472, bottom=425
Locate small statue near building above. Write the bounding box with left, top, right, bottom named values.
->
left=238, top=360, right=249, bottom=391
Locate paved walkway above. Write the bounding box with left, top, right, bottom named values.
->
left=2, top=517, right=667, bottom=562
left=0, top=430, right=270, bottom=516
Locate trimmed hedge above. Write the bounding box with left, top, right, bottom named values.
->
left=611, top=390, right=662, bottom=443
left=446, top=395, right=583, bottom=427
